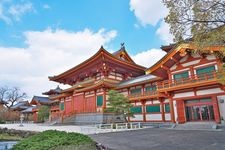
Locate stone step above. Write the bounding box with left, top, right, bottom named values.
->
left=174, top=122, right=217, bottom=130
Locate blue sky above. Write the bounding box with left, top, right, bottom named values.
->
left=0, top=0, right=172, bottom=97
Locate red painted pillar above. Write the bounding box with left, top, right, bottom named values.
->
left=160, top=98, right=165, bottom=122
left=169, top=97, right=175, bottom=123
left=141, top=100, right=146, bottom=122
left=212, top=96, right=220, bottom=123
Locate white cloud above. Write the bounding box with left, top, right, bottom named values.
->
left=8, top=2, right=33, bottom=21
left=0, top=28, right=117, bottom=98
left=156, top=21, right=173, bottom=44
left=132, top=49, right=166, bottom=67
left=129, top=0, right=168, bottom=26
left=0, top=0, right=34, bottom=24
left=43, top=4, right=50, bottom=10
left=129, top=0, right=174, bottom=44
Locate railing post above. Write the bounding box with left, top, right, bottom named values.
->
left=138, top=122, right=141, bottom=128
left=111, top=124, right=113, bottom=131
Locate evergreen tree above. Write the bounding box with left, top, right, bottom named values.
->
left=38, top=105, right=50, bottom=122
left=105, top=90, right=134, bottom=123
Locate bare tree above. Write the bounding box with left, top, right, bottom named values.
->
left=163, top=0, right=225, bottom=48
left=0, top=86, right=27, bottom=108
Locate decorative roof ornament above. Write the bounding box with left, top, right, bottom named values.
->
left=120, top=42, right=125, bottom=50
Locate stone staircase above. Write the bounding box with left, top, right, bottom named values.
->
left=174, top=122, right=217, bottom=130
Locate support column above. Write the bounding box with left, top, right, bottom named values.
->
left=160, top=98, right=165, bottom=122
left=212, top=96, right=220, bottom=123
left=169, top=97, right=175, bottom=123
left=141, top=100, right=146, bottom=122
left=103, top=88, right=107, bottom=110
left=83, top=92, right=86, bottom=113
left=72, top=95, right=75, bottom=114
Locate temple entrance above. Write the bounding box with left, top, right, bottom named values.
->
left=185, top=98, right=215, bottom=121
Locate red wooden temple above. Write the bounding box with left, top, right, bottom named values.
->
left=32, top=43, right=225, bottom=124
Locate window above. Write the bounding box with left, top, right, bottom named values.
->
left=165, top=103, right=170, bottom=113
left=146, top=105, right=160, bottom=113
left=130, top=88, right=141, bottom=94
left=173, top=71, right=189, bottom=80
left=145, top=85, right=156, bottom=92
left=96, top=95, right=103, bottom=107
left=130, top=106, right=142, bottom=113
left=196, top=66, right=215, bottom=75
left=60, top=102, right=64, bottom=111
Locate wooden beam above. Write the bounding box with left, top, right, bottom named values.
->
left=170, top=57, right=178, bottom=63
left=161, top=65, right=169, bottom=71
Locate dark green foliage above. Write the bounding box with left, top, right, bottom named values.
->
left=38, top=105, right=50, bottom=122
left=13, top=130, right=95, bottom=150
left=105, top=90, right=134, bottom=122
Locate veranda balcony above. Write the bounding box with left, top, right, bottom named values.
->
left=157, top=71, right=218, bottom=92
left=128, top=91, right=162, bottom=101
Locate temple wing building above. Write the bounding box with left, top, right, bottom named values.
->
left=34, top=43, right=225, bottom=124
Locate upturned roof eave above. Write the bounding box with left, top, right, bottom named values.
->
left=49, top=46, right=146, bottom=82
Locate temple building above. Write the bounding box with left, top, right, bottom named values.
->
left=34, top=43, right=225, bottom=124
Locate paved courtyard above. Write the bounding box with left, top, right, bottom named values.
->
left=91, top=128, right=225, bottom=150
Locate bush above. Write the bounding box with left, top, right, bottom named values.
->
left=0, top=120, right=6, bottom=124
left=12, top=130, right=96, bottom=150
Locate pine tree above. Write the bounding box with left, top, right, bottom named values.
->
left=105, top=90, right=134, bottom=123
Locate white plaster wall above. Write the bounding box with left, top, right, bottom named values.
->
left=135, top=102, right=142, bottom=106
left=197, top=88, right=224, bottom=95
left=130, top=114, right=143, bottom=121
left=182, top=60, right=200, bottom=67
left=193, top=62, right=216, bottom=68
left=180, top=55, right=188, bottom=62
left=146, top=114, right=162, bottom=121
left=173, top=92, right=195, bottom=98
left=164, top=99, right=169, bottom=103
left=192, top=53, right=201, bottom=58
left=206, top=55, right=216, bottom=60
left=170, top=64, right=177, bottom=71
left=165, top=114, right=171, bottom=121
left=217, top=95, right=225, bottom=121
left=152, top=100, right=160, bottom=104
left=173, top=101, right=178, bottom=123
left=171, top=68, right=189, bottom=74
left=145, top=101, right=152, bottom=105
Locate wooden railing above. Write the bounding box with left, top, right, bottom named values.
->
left=128, top=91, right=159, bottom=100
left=157, top=71, right=218, bottom=91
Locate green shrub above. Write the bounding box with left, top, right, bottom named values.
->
left=12, top=130, right=96, bottom=150
left=0, top=120, right=6, bottom=124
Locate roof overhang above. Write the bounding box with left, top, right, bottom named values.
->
left=146, top=43, right=225, bottom=77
